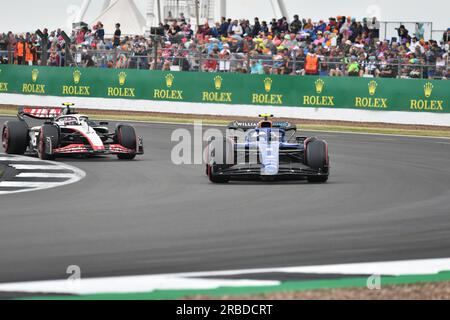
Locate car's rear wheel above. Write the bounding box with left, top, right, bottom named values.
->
left=305, top=139, right=329, bottom=183
left=116, top=125, right=137, bottom=160
left=38, top=124, right=59, bottom=160
left=2, top=121, right=29, bottom=155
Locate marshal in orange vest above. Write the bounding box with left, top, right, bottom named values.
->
left=305, top=54, right=319, bottom=75
left=16, top=41, right=25, bottom=57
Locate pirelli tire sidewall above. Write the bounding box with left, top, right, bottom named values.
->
left=2, top=121, right=29, bottom=155
left=115, top=124, right=137, bottom=160
left=305, top=139, right=329, bottom=183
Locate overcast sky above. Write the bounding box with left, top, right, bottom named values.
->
left=1, top=0, right=448, bottom=34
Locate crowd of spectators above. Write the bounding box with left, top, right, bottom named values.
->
left=1, top=15, right=449, bottom=79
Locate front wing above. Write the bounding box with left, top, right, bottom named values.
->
left=47, top=137, right=144, bottom=156
left=214, top=163, right=329, bottom=180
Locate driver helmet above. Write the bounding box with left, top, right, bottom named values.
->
left=258, top=120, right=273, bottom=128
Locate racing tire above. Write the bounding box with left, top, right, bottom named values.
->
left=38, top=124, right=59, bottom=160
left=208, top=164, right=230, bottom=184
left=207, top=138, right=234, bottom=184
left=305, top=139, right=329, bottom=184
left=2, top=121, right=29, bottom=155
left=116, top=125, right=137, bottom=160
left=307, top=175, right=329, bottom=183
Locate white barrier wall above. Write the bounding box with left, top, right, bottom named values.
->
left=1, top=93, right=450, bottom=127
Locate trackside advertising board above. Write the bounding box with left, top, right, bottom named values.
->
left=0, top=65, right=448, bottom=113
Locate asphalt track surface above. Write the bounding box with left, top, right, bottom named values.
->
left=0, top=116, right=450, bottom=283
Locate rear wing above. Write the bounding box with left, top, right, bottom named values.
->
left=18, top=107, right=65, bottom=120
left=227, top=121, right=297, bottom=131
left=18, top=105, right=75, bottom=120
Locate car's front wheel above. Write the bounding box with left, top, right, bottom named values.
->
left=307, top=175, right=329, bottom=183
left=116, top=125, right=137, bottom=160
left=207, top=164, right=230, bottom=184
left=305, top=139, right=329, bottom=183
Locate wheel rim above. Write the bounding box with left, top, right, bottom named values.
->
left=2, top=127, right=9, bottom=152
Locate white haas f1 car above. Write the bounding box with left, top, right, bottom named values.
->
left=2, top=104, right=144, bottom=160
left=205, top=114, right=329, bottom=183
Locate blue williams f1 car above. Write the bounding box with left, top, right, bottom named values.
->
left=205, top=115, right=329, bottom=183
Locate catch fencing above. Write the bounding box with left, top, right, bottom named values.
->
left=1, top=49, right=448, bottom=80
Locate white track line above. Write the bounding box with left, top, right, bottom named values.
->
left=0, top=277, right=278, bottom=295
left=16, top=173, right=77, bottom=178
left=0, top=257, right=448, bottom=295
left=0, top=181, right=62, bottom=188
left=0, top=155, right=45, bottom=162
left=175, top=257, right=450, bottom=278
left=0, top=189, right=39, bottom=195
left=9, top=164, right=63, bottom=170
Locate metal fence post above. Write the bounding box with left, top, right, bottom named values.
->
left=7, top=43, right=13, bottom=65
left=41, top=38, right=48, bottom=66
left=153, top=35, right=159, bottom=70
left=113, top=47, right=118, bottom=67
left=292, top=50, right=297, bottom=75
left=246, top=54, right=250, bottom=73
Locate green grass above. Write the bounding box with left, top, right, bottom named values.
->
left=0, top=108, right=16, bottom=116
left=1, top=108, right=449, bottom=138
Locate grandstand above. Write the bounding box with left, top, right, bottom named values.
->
left=0, top=11, right=448, bottom=80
